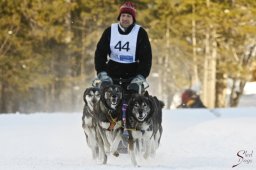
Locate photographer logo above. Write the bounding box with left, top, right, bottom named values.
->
left=232, top=150, right=253, bottom=168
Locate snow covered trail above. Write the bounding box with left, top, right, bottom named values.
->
left=0, top=108, right=256, bottom=170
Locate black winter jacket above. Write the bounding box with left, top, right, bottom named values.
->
left=94, top=23, right=152, bottom=80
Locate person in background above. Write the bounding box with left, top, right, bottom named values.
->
left=94, top=1, right=152, bottom=94
left=178, top=89, right=206, bottom=108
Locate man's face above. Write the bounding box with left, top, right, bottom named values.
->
left=120, top=13, right=133, bottom=28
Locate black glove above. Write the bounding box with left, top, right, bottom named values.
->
left=97, top=72, right=113, bottom=87
left=127, top=75, right=147, bottom=93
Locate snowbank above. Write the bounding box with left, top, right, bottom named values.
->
left=0, top=108, right=255, bottom=170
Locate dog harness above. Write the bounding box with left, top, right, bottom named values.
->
left=106, top=110, right=121, bottom=131
left=110, top=23, right=140, bottom=63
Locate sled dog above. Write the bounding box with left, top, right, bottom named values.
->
left=82, top=87, right=101, bottom=159
left=126, top=92, right=164, bottom=166
left=94, top=84, right=124, bottom=164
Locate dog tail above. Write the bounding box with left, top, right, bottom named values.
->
left=153, top=96, right=165, bottom=109
left=159, top=100, right=165, bottom=108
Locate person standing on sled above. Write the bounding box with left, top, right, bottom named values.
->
left=94, top=1, right=152, bottom=94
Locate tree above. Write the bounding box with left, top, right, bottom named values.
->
left=0, top=0, right=76, bottom=112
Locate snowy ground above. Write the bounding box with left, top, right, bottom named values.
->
left=0, top=107, right=255, bottom=170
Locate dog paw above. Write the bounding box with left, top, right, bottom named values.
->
left=96, top=155, right=107, bottom=165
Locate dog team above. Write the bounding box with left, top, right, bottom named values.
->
left=82, top=84, right=164, bottom=166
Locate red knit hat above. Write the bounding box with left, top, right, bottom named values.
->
left=117, top=1, right=136, bottom=22
left=181, top=89, right=196, bottom=103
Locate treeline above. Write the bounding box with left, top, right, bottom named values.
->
left=0, top=0, right=256, bottom=113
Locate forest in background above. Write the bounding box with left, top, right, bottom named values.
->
left=1, top=0, right=256, bottom=113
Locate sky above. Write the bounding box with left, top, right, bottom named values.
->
left=0, top=106, right=255, bottom=170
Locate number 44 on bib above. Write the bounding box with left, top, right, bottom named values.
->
left=114, top=41, right=130, bottom=52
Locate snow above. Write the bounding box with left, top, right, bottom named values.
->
left=0, top=108, right=256, bottom=170
left=243, top=82, right=256, bottom=95
left=238, top=81, right=256, bottom=107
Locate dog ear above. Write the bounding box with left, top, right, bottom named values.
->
left=83, top=88, right=89, bottom=105
left=144, top=91, right=149, bottom=97
left=100, top=86, right=107, bottom=98
left=127, top=93, right=136, bottom=106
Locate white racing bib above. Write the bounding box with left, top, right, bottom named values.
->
left=110, top=23, right=140, bottom=63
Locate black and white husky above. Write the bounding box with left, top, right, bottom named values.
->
left=94, top=84, right=124, bottom=164
left=82, top=87, right=101, bottom=159
left=126, top=92, right=164, bottom=166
